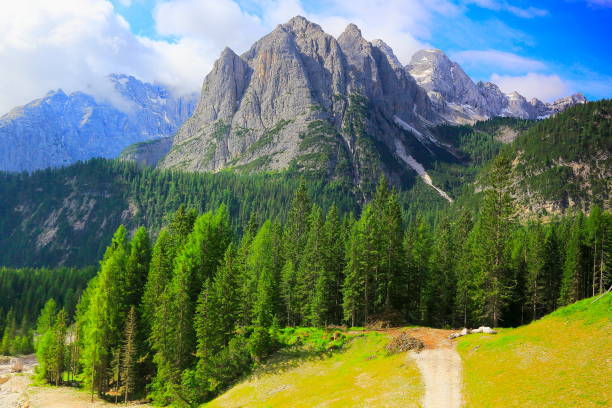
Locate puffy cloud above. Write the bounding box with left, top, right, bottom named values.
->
left=452, top=50, right=547, bottom=73
left=491, top=72, right=572, bottom=101
left=0, top=0, right=464, bottom=115
left=0, top=0, right=598, bottom=115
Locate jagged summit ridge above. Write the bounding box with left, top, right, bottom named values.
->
left=407, top=49, right=586, bottom=122
left=0, top=75, right=197, bottom=172
left=160, top=16, right=442, bottom=194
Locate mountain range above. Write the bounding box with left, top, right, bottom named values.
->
left=0, top=16, right=586, bottom=177
left=0, top=74, right=196, bottom=172
left=158, top=16, right=585, bottom=199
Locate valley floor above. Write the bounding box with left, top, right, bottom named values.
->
left=0, top=357, right=150, bottom=408
left=2, top=294, right=609, bottom=408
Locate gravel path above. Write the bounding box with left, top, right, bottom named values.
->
left=407, top=329, right=463, bottom=408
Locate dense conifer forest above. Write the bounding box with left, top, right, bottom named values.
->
left=0, top=101, right=609, bottom=406
left=12, top=169, right=609, bottom=405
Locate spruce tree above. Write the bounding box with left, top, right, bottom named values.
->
left=49, top=308, right=67, bottom=386
left=559, top=214, right=586, bottom=305
left=283, top=180, right=312, bottom=270
left=298, top=205, right=325, bottom=325
left=525, top=222, right=546, bottom=321
left=280, top=261, right=298, bottom=326
left=475, top=153, right=515, bottom=326
left=122, top=306, right=137, bottom=404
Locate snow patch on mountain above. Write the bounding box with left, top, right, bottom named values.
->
left=394, top=139, right=453, bottom=203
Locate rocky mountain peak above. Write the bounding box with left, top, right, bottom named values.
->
left=371, top=39, right=403, bottom=72
left=0, top=75, right=196, bottom=172
left=219, top=46, right=238, bottom=59
left=407, top=48, right=585, bottom=123
left=282, top=15, right=323, bottom=34
left=160, top=16, right=441, bottom=193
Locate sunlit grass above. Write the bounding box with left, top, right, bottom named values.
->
left=458, top=293, right=611, bottom=408
left=205, top=332, right=423, bottom=407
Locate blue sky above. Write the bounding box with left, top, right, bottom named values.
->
left=0, top=0, right=610, bottom=114
left=109, top=0, right=612, bottom=101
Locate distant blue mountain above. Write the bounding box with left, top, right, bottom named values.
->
left=0, top=74, right=197, bottom=172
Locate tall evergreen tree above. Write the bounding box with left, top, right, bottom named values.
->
left=525, top=222, right=547, bottom=321
left=122, top=306, right=138, bottom=404
left=321, top=204, right=345, bottom=325
left=474, top=153, right=515, bottom=326
left=283, top=180, right=312, bottom=270
left=559, top=214, right=586, bottom=306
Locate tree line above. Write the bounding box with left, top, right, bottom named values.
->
left=30, top=153, right=610, bottom=406
left=0, top=266, right=95, bottom=355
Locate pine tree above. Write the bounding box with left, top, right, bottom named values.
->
left=321, top=205, right=345, bottom=324
left=426, top=217, right=456, bottom=326
left=525, top=222, right=546, bottom=321
left=283, top=180, right=312, bottom=270
left=249, top=265, right=276, bottom=362
left=80, top=225, right=129, bottom=396
left=475, top=153, right=515, bottom=326
left=195, top=244, right=239, bottom=365
left=124, top=227, right=151, bottom=308
left=280, top=261, right=298, bottom=326
left=559, top=214, right=586, bottom=305
left=343, top=220, right=364, bottom=327
left=122, top=306, right=137, bottom=404
left=49, top=308, right=67, bottom=386
left=241, top=221, right=276, bottom=324
left=405, top=216, right=432, bottom=323
left=380, top=192, right=404, bottom=315
left=298, top=205, right=325, bottom=326
left=342, top=206, right=379, bottom=326
left=36, top=299, right=57, bottom=334
left=149, top=208, right=231, bottom=403
left=142, top=229, right=176, bottom=336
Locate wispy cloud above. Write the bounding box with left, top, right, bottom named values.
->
left=462, top=0, right=548, bottom=18
left=491, top=72, right=572, bottom=101
left=583, top=0, right=612, bottom=7
left=452, top=49, right=547, bottom=73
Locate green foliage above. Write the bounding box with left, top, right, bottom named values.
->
left=0, top=159, right=358, bottom=267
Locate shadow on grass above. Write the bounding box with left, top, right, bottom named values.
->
left=252, top=339, right=360, bottom=379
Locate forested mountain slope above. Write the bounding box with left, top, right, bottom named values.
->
left=506, top=99, right=611, bottom=214
left=0, top=160, right=358, bottom=267
left=0, top=100, right=608, bottom=267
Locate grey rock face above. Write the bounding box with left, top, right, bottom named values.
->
left=160, top=16, right=441, bottom=191
left=407, top=49, right=586, bottom=123
left=371, top=39, right=404, bottom=73
left=545, top=93, right=587, bottom=116
left=0, top=74, right=196, bottom=172
left=119, top=137, right=173, bottom=167
left=407, top=49, right=489, bottom=123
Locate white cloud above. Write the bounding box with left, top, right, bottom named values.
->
left=584, top=0, right=612, bottom=7
left=452, top=49, right=547, bottom=73
left=0, top=0, right=590, bottom=115
left=463, top=0, right=548, bottom=18
left=491, top=72, right=572, bottom=101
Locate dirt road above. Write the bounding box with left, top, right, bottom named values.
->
left=406, top=328, right=463, bottom=408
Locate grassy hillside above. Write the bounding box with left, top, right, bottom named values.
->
left=205, top=331, right=423, bottom=408
left=458, top=293, right=611, bottom=408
